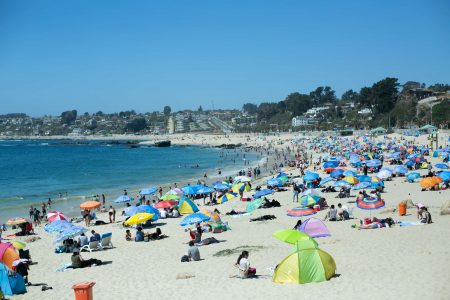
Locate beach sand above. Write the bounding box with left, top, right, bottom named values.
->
left=7, top=132, right=450, bottom=300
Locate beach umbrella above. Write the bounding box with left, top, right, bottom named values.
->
left=333, top=180, right=351, bottom=188
left=234, top=176, right=251, bottom=183
left=351, top=182, right=371, bottom=190
left=246, top=198, right=265, bottom=213
left=182, top=185, right=201, bottom=195
left=125, top=205, right=160, bottom=221
left=124, top=213, right=154, bottom=226
left=10, top=241, right=26, bottom=250
left=44, top=220, right=74, bottom=233
left=343, top=176, right=359, bottom=185
left=273, top=247, right=336, bottom=284
left=178, top=196, right=199, bottom=215
left=437, top=171, right=450, bottom=182
left=435, top=163, right=449, bottom=170
left=54, top=226, right=88, bottom=243
left=155, top=200, right=178, bottom=209
left=196, top=186, right=215, bottom=194
left=160, top=193, right=181, bottom=201
left=323, top=161, right=338, bottom=169
left=287, top=207, right=317, bottom=218
left=405, top=160, right=414, bottom=167
left=300, top=189, right=321, bottom=197
left=213, top=183, right=230, bottom=191
left=303, top=172, right=319, bottom=182
left=298, top=195, right=320, bottom=207
left=267, top=178, right=283, bottom=187
left=318, top=177, right=334, bottom=186
left=179, top=213, right=211, bottom=226
left=324, top=167, right=335, bottom=173
left=343, top=170, right=357, bottom=177
left=166, top=188, right=183, bottom=196
left=0, top=242, right=20, bottom=270
left=254, top=188, right=273, bottom=198
left=356, top=175, right=371, bottom=183
left=330, top=169, right=344, bottom=179
left=377, top=168, right=393, bottom=179
left=357, top=197, right=385, bottom=210
left=217, top=192, right=237, bottom=204
left=201, top=209, right=221, bottom=223
left=366, top=159, right=381, bottom=168
left=299, top=218, right=331, bottom=238
left=80, top=201, right=101, bottom=210
left=406, top=172, right=421, bottom=182
left=114, top=195, right=134, bottom=203
left=46, top=211, right=68, bottom=222
left=6, top=217, right=28, bottom=225
left=232, top=182, right=251, bottom=193
left=273, top=229, right=318, bottom=248
left=420, top=176, right=442, bottom=188
left=139, top=187, right=158, bottom=195
left=393, top=165, right=408, bottom=174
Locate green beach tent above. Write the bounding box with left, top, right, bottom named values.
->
left=273, top=247, right=336, bottom=284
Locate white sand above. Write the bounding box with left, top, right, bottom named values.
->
left=8, top=132, right=450, bottom=300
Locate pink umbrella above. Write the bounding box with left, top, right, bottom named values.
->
left=46, top=211, right=68, bottom=222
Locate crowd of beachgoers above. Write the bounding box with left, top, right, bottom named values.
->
left=0, top=132, right=449, bottom=299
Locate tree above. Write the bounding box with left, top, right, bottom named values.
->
left=401, top=81, right=421, bottom=93
left=341, top=89, right=359, bottom=103
left=163, top=106, right=172, bottom=117
left=242, top=103, right=258, bottom=114
left=126, top=118, right=147, bottom=132
left=371, top=77, right=399, bottom=114
left=60, top=110, right=77, bottom=125
left=198, top=105, right=203, bottom=112
left=432, top=101, right=450, bottom=127
left=428, top=83, right=450, bottom=93
left=309, top=86, right=336, bottom=106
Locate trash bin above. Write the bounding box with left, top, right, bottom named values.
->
left=72, top=282, right=96, bottom=300
left=398, top=202, right=407, bottom=216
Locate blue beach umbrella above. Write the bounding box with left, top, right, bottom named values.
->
left=351, top=182, right=371, bottom=190
left=435, top=163, right=449, bottom=170
left=437, top=171, right=450, bottom=182
left=393, top=165, right=408, bottom=174
left=267, top=178, right=283, bottom=187
left=298, top=194, right=321, bottom=207
left=357, top=175, right=371, bottom=183
left=179, top=213, right=211, bottom=226
left=125, top=205, right=160, bottom=221
left=54, top=226, right=88, bottom=243
left=254, top=189, right=273, bottom=198
left=405, top=160, right=414, bottom=167
left=318, top=176, right=334, bottom=186
left=114, top=195, right=134, bottom=203
left=303, top=172, right=320, bottom=182
left=182, top=185, right=201, bottom=195
left=213, top=183, right=231, bottom=191
left=333, top=180, right=351, bottom=188
left=139, top=187, right=158, bottom=195
left=196, top=186, right=215, bottom=194
left=323, top=161, right=338, bottom=169
left=44, top=220, right=74, bottom=233
left=406, top=172, right=420, bottom=182
left=330, top=169, right=344, bottom=179
left=343, top=170, right=357, bottom=177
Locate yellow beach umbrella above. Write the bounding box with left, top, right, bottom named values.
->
left=202, top=209, right=221, bottom=223
left=232, top=182, right=251, bottom=193
left=124, top=213, right=154, bottom=226
left=11, top=240, right=27, bottom=250
left=343, top=176, right=359, bottom=185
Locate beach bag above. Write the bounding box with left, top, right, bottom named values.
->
left=181, top=255, right=189, bottom=262
left=8, top=273, right=26, bottom=295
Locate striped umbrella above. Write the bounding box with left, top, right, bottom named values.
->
left=287, top=207, right=317, bottom=218
left=232, top=182, right=251, bottom=193
left=357, top=197, right=385, bottom=210
left=217, top=192, right=237, bottom=204
left=46, top=211, right=68, bottom=222
left=202, top=209, right=221, bottom=222
left=298, top=195, right=321, bottom=207
left=11, top=241, right=26, bottom=250
left=160, top=193, right=181, bottom=200
left=343, top=176, right=359, bottom=185
left=300, top=189, right=321, bottom=197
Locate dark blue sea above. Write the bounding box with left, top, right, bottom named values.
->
left=0, top=140, right=260, bottom=221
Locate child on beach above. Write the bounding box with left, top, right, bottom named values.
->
left=235, top=251, right=256, bottom=278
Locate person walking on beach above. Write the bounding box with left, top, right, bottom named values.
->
left=108, top=206, right=115, bottom=223
left=102, top=194, right=106, bottom=206
left=47, top=198, right=52, bottom=209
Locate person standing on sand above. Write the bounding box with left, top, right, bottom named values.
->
left=47, top=198, right=52, bottom=209
left=102, top=194, right=106, bottom=206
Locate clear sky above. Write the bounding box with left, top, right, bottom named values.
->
left=0, top=0, right=449, bottom=116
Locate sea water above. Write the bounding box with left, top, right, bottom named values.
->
left=0, top=140, right=260, bottom=221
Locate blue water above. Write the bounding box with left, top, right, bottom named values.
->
left=0, top=140, right=260, bottom=221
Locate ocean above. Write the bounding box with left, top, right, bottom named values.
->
left=0, top=140, right=261, bottom=221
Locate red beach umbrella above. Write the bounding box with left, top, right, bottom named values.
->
left=46, top=211, right=68, bottom=222
left=155, top=200, right=178, bottom=209
left=287, top=206, right=317, bottom=217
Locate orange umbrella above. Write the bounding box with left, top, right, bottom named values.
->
left=80, top=201, right=101, bottom=210
left=420, top=176, right=442, bottom=188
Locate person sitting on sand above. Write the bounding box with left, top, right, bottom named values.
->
left=324, top=205, right=337, bottom=221
left=135, top=227, right=144, bottom=242
left=77, top=233, right=89, bottom=248
left=187, top=240, right=200, bottom=261
left=192, top=227, right=202, bottom=244
left=419, top=207, right=432, bottom=224
left=146, top=228, right=166, bottom=240
left=235, top=251, right=256, bottom=278
left=90, top=230, right=101, bottom=242
left=71, top=249, right=102, bottom=268
left=293, top=220, right=302, bottom=230
left=337, top=203, right=349, bottom=220
left=199, top=237, right=220, bottom=245
left=125, top=229, right=132, bottom=241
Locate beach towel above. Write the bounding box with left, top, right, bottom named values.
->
left=398, top=221, right=425, bottom=227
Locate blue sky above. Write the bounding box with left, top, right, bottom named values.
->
left=0, top=0, right=449, bottom=116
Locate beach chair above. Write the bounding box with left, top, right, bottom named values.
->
left=100, top=233, right=113, bottom=250
left=80, top=240, right=101, bottom=253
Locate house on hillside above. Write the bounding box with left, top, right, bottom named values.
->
left=292, top=116, right=317, bottom=127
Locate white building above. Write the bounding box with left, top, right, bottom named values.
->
left=292, top=116, right=316, bottom=127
